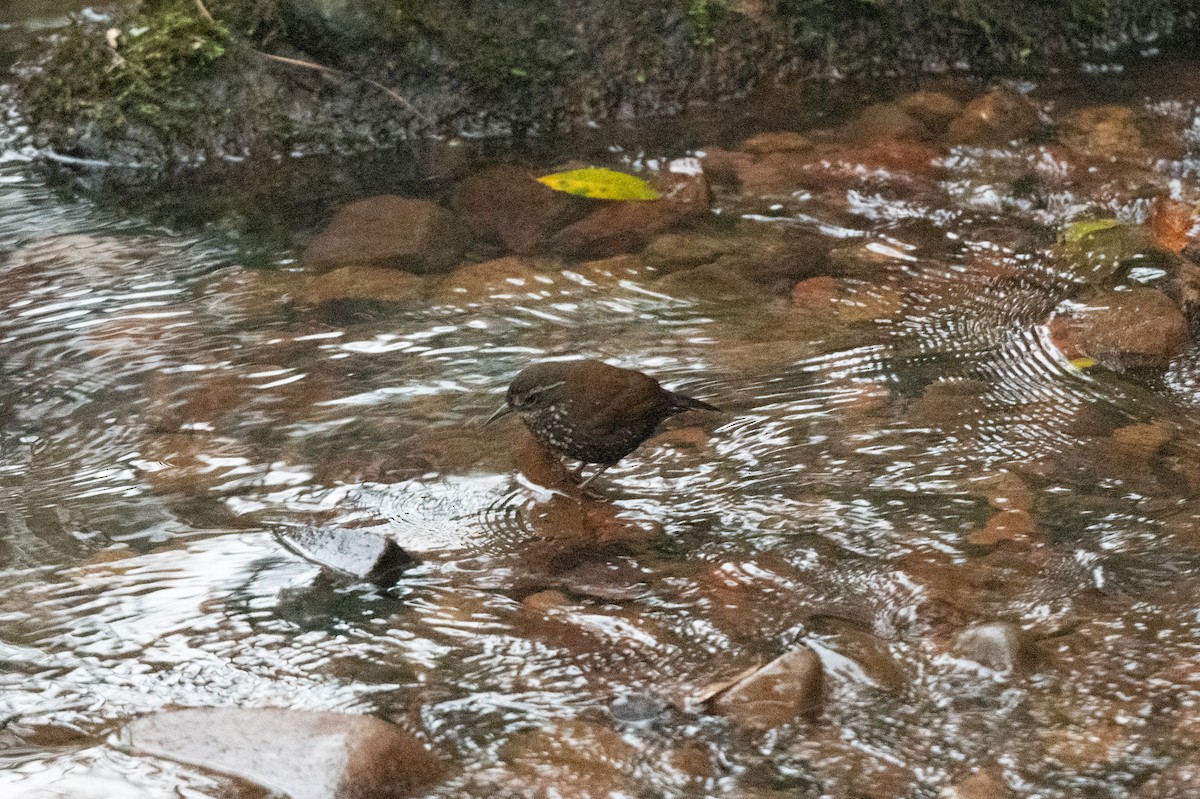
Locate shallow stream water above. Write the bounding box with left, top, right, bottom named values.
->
left=5, top=6, right=1200, bottom=799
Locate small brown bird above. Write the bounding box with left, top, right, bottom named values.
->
left=485, top=359, right=720, bottom=488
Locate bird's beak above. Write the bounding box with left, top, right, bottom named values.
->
left=484, top=403, right=514, bottom=426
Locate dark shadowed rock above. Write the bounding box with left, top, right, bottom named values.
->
left=1060, top=105, right=1144, bottom=158
left=696, top=147, right=754, bottom=189
left=952, top=622, right=1033, bottom=673
left=709, top=645, right=825, bottom=728
left=451, top=165, right=588, bottom=254
left=304, top=196, right=468, bottom=274
left=280, top=526, right=415, bottom=586
left=898, top=90, right=964, bottom=130
left=609, top=693, right=667, bottom=724
left=845, top=102, right=928, bottom=142
left=707, top=148, right=812, bottom=195
left=947, top=88, right=1039, bottom=145
left=124, top=707, right=447, bottom=799
left=550, top=158, right=710, bottom=257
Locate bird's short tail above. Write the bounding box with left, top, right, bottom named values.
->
left=669, top=391, right=721, bottom=413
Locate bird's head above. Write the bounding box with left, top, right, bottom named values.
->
left=484, top=363, right=568, bottom=425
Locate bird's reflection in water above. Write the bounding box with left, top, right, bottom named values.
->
left=508, top=432, right=659, bottom=604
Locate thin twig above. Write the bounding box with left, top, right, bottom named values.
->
left=253, top=51, right=434, bottom=126
left=194, top=0, right=215, bottom=24
left=192, top=0, right=431, bottom=126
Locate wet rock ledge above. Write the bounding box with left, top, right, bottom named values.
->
left=13, top=0, right=1198, bottom=168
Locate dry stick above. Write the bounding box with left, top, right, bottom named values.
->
left=194, top=0, right=215, bottom=23
left=192, top=0, right=432, bottom=126
left=253, top=51, right=434, bottom=126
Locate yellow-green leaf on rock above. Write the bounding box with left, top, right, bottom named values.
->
left=1060, top=218, right=1121, bottom=244
left=536, top=168, right=660, bottom=201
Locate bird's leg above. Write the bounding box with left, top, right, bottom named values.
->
left=577, top=464, right=612, bottom=491
left=569, top=461, right=588, bottom=482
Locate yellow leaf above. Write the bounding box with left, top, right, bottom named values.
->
left=536, top=167, right=660, bottom=201
left=1070, top=357, right=1098, bottom=370
left=1060, top=218, right=1120, bottom=244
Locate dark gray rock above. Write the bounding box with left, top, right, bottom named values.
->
left=281, top=525, right=415, bottom=586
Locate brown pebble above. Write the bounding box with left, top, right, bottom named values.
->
left=709, top=645, right=825, bottom=728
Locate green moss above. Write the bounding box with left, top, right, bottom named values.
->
left=687, top=0, right=735, bottom=47
left=412, top=4, right=579, bottom=134
left=22, top=0, right=229, bottom=145
left=774, top=0, right=1121, bottom=73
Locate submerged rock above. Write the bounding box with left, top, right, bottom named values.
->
left=643, top=232, right=739, bottom=272
left=946, top=88, right=1040, bottom=145
left=451, top=165, right=587, bottom=255
left=708, top=645, right=825, bottom=728
left=565, top=254, right=648, bottom=285
left=791, top=724, right=918, bottom=797
left=1053, top=222, right=1180, bottom=287
left=844, top=101, right=928, bottom=142
left=740, top=131, right=812, bottom=154
left=941, top=766, right=1011, bottom=799
left=811, top=618, right=906, bottom=693
left=655, top=262, right=765, bottom=301
left=952, top=622, right=1034, bottom=673
left=790, top=275, right=840, bottom=310
left=550, top=158, right=710, bottom=258
left=898, top=90, right=964, bottom=131
left=304, top=196, right=468, bottom=274
left=1149, top=197, right=1197, bottom=254
left=431, top=256, right=548, bottom=304
left=705, top=146, right=815, bottom=196
left=965, top=469, right=1035, bottom=514
left=299, top=265, right=427, bottom=304
left=124, top=707, right=447, bottom=799
left=969, top=509, right=1037, bottom=547
left=201, top=266, right=294, bottom=322
left=500, top=719, right=639, bottom=799
left=1048, top=286, right=1188, bottom=368
left=1059, top=105, right=1144, bottom=158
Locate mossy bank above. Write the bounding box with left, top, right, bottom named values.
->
left=13, top=0, right=1199, bottom=168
